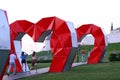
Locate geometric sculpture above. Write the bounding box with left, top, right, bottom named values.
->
left=76, top=24, right=108, bottom=64
left=0, top=10, right=107, bottom=79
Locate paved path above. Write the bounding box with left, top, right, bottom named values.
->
left=3, top=62, right=87, bottom=80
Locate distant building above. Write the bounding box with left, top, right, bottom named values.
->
left=107, top=23, right=120, bottom=43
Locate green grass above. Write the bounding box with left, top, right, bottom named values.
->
left=27, top=42, right=120, bottom=62
left=21, top=61, right=120, bottom=80
left=76, top=42, right=120, bottom=62
left=107, top=43, right=120, bottom=52
left=20, top=42, right=120, bottom=80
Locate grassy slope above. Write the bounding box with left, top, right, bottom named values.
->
left=76, top=42, right=120, bottom=62
left=21, top=43, right=120, bottom=80
left=107, top=43, right=120, bottom=52
left=27, top=42, right=120, bottom=62
left=22, top=61, right=120, bottom=80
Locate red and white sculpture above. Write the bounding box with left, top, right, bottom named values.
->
left=0, top=9, right=107, bottom=79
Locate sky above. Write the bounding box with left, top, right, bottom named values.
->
left=0, top=0, right=120, bottom=53
left=0, top=0, right=120, bottom=33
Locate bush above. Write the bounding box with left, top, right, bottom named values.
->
left=109, top=53, right=118, bottom=61
left=39, top=60, right=52, bottom=63
left=108, top=53, right=120, bottom=62
left=117, top=53, right=120, bottom=61
left=27, top=60, right=52, bottom=63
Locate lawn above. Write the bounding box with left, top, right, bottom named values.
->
left=26, top=43, right=120, bottom=63
left=21, top=61, right=120, bottom=80
left=16, top=43, right=120, bottom=80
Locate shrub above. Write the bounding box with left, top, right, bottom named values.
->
left=109, top=53, right=117, bottom=61
left=27, top=60, right=52, bottom=63
left=117, top=53, right=120, bottom=61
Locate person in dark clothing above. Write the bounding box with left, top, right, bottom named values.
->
left=20, top=51, right=28, bottom=72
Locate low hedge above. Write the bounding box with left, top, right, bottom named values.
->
left=109, top=53, right=120, bottom=61
left=27, top=60, right=52, bottom=63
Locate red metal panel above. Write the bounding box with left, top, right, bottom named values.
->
left=49, top=56, right=69, bottom=72
left=49, top=17, right=72, bottom=72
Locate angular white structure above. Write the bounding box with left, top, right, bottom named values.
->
left=0, top=9, right=10, bottom=80
left=0, top=10, right=10, bottom=49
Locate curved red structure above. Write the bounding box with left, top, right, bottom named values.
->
left=76, top=24, right=107, bottom=64
left=10, top=17, right=75, bottom=72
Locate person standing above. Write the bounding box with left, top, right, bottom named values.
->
left=7, top=50, right=17, bottom=76
left=20, top=51, right=28, bottom=72
left=80, top=48, right=86, bottom=62
left=30, top=51, right=38, bottom=73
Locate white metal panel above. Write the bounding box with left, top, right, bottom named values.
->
left=0, top=10, right=10, bottom=49
left=66, top=21, right=78, bottom=47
